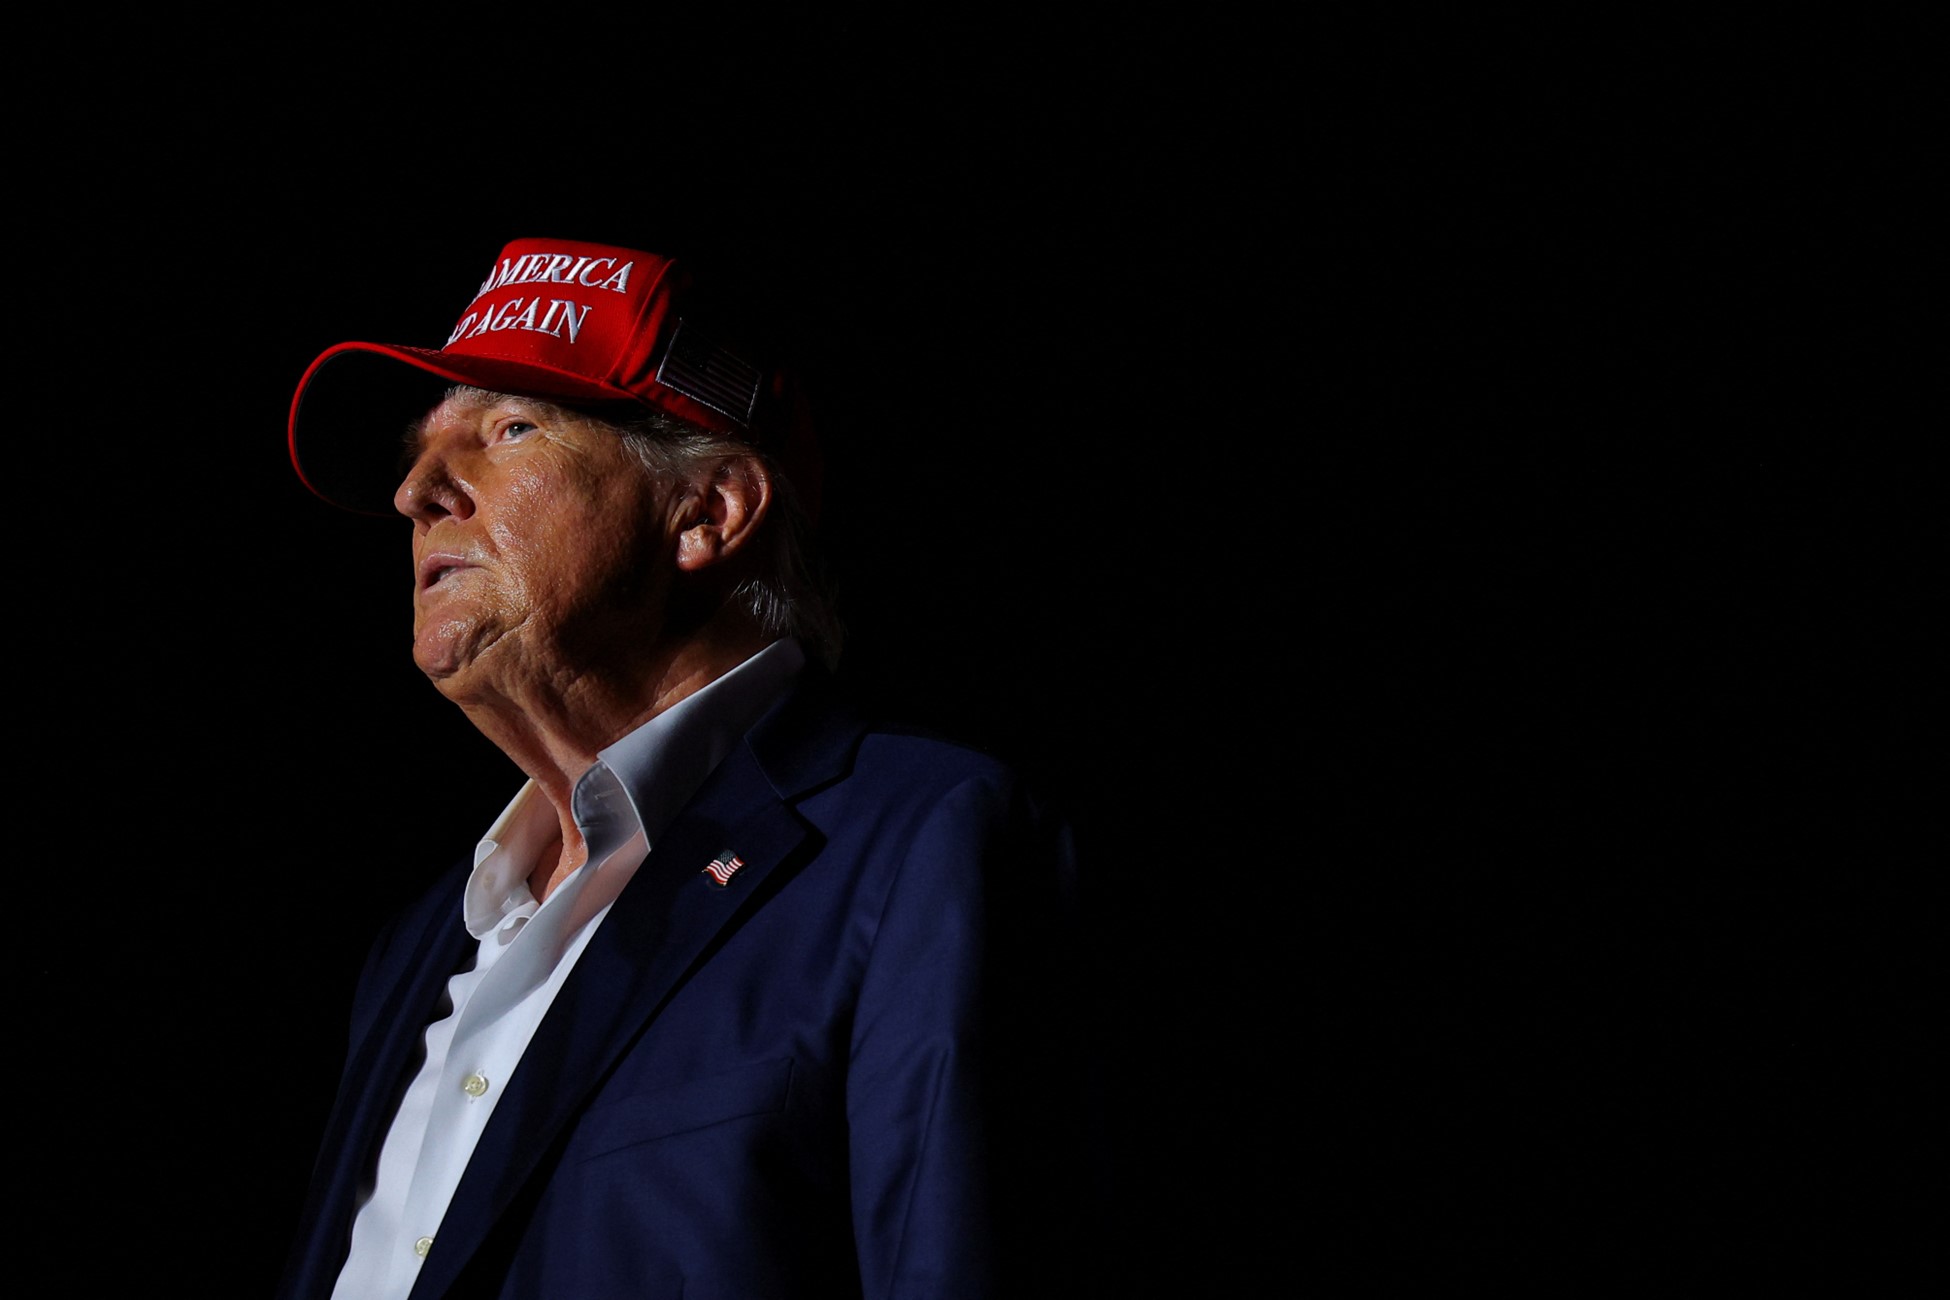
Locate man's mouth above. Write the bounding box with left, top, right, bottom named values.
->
left=418, top=553, right=473, bottom=592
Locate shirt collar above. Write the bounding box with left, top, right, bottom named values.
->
left=462, top=638, right=806, bottom=937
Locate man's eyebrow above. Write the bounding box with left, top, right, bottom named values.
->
left=396, top=391, right=582, bottom=464
left=497, top=394, right=576, bottom=419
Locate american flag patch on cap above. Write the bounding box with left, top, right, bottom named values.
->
left=657, top=319, right=761, bottom=425
left=702, top=850, right=746, bottom=887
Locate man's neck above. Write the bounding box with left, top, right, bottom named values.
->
left=450, top=615, right=777, bottom=829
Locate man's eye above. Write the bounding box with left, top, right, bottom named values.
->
left=500, top=421, right=537, bottom=442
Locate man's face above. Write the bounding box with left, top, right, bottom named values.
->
left=394, top=388, right=681, bottom=697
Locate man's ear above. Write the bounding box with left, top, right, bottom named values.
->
left=675, top=454, right=772, bottom=572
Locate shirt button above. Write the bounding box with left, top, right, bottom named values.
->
left=413, top=1236, right=434, bottom=1257
left=462, top=1072, right=490, bottom=1097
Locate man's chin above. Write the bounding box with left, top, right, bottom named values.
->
left=412, top=619, right=481, bottom=685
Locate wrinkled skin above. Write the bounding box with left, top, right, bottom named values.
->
left=391, top=386, right=775, bottom=900
left=394, top=389, right=684, bottom=708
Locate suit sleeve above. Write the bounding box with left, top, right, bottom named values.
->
left=844, top=770, right=1095, bottom=1299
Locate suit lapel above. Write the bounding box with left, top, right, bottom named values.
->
left=409, top=675, right=865, bottom=1296
left=282, top=864, right=474, bottom=1300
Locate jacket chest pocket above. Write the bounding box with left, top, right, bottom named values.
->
left=570, top=1057, right=795, bottom=1161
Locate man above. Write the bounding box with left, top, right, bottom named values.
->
left=274, top=237, right=1092, bottom=1299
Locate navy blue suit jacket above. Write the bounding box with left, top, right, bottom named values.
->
left=274, top=671, right=1095, bottom=1299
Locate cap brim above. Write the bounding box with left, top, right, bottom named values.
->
left=287, top=342, right=641, bottom=515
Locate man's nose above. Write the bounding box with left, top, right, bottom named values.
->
left=394, top=450, right=474, bottom=523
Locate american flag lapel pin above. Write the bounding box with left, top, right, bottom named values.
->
left=702, top=850, right=746, bottom=888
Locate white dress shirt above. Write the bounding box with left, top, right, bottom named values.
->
left=331, top=638, right=805, bottom=1300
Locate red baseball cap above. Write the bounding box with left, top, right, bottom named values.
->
left=288, top=236, right=819, bottom=519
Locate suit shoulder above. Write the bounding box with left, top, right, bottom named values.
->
left=856, top=718, right=1019, bottom=781
left=757, top=670, right=1036, bottom=803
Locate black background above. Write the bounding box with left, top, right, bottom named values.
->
left=22, top=15, right=1934, bottom=1296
